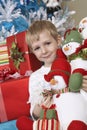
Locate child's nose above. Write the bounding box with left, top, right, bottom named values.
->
left=41, top=47, right=47, bottom=53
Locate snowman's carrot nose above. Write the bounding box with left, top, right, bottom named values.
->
left=64, top=46, right=69, bottom=51
left=50, top=78, right=58, bottom=85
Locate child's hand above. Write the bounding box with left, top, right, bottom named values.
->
left=42, top=89, right=60, bottom=97
left=42, top=89, right=53, bottom=97
left=41, top=95, right=53, bottom=108
left=82, top=75, right=87, bottom=92
left=51, top=89, right=59, bottom=95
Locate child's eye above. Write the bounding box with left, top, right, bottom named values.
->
left=45, top=42, right=51, bottom=45
left=33, top=47, right=40, bottom=51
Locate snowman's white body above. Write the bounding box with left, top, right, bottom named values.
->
left=53, top=91, right=87, bottom=130
left=70, top=58, right=87, bottom=72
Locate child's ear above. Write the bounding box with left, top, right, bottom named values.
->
left=28, top=46, right=33, bottom=53
left=57, top=35, right=62, bottom=46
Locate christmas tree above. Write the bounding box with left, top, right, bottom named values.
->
left=0, top=0, right=76, bottom=42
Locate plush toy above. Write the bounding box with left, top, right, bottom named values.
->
left=79, top=17, right=87, bottom=40
left=43, top=46, right=87, bottom=129
left=62, top=28, right=87, bottom=92
left=44, top=54, right=71, bottom=93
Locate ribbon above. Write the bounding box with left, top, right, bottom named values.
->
left=0, top=69, right=32, bottom=82
left=0, top=86, right=8, bottom=122
left=9, top=70, right=32, bottom=79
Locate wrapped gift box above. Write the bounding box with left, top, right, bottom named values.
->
left=0, top=76, right=30, bottom=123
left=6, top=31, right=42, bottom=75
left=0, top=31, right=42, bottom=123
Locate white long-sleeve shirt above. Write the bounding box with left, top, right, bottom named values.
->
left=28, top=66, right=50, bottom=117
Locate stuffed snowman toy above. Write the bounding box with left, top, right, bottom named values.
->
left=56, top=28, right=87, bottom=130
left=79, top=17, right=87, bottom=40
left=62, top=29, right=87, bottom=92
left=43, top=30, right=87, bottom=130
left=44, top=55, right=71, bottom=93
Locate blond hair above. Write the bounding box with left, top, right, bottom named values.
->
left=26, top=20, right=58, bottom=48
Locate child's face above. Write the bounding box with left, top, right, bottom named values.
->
left=31, top=30, right=59, bottom=67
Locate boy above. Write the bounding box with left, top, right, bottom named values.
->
left=16, top=20, right=87, bottom=130
left=26, top=20, right=62, bottom=120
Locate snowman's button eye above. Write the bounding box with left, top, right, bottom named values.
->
left=79, top=28, right=82, bottom=32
